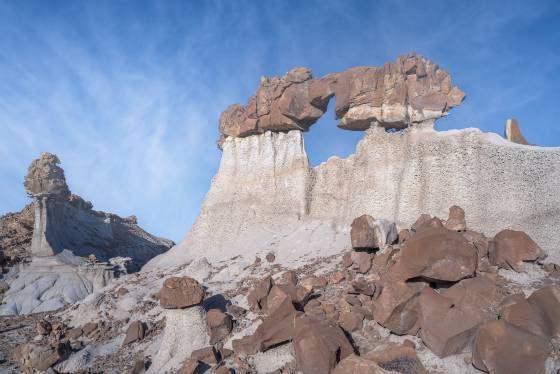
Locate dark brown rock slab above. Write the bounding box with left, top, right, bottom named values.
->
left=395, top=227, right=477, bottom=282
left=293, top=314, right=354, bottom=374
left=418, top=276, right=499, bottom=357
left=472, top=320, right=549, bottom=374
left=489, top=229, right=545, bottom=271
left=206, top=309, right=233, bottom=344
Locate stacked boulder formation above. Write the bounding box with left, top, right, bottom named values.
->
left=0, top=152, right=173, bottom=315
left=218, top=52, right=465, bottom=146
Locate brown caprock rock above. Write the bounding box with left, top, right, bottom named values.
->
left=24, top=152, right=70, bottom=198
left=489, top=229, right=545, bottom=271
left=473, top=320, right=549, bottom=374
left=218, top=53, right=465, bottom=145
left=394, top=227, right=477, bottom=282
left=293, top=314, right=354, bottom=374
left=504, top=118, right=529, bottom=145
left=157, top=276, right=204, bottom=309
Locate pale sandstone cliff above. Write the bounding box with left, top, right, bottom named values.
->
left=148, top=124, right=560, bottom=270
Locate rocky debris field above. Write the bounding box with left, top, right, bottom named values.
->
left=2, top=205, right=559, bottom=374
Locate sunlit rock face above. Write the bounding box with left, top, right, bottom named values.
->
left=148, top=126, right=560, bottom=270
left=218, top=52, right=465, bottom=147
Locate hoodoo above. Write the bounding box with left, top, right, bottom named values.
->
left=0, top=152, right=173, bottom=315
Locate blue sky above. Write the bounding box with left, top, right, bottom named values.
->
left=1, top=0, right=559, bottom=242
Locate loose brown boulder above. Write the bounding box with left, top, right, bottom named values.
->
left=15, top=341, right=72, bottom=371
left=177, top=359, right=200, bottom=374
left=300, top=276, right=328, bottom=292
left=489, top=229, right=545, bottom=271
left=267, top=284, right=311, bottom=313
left=293, top=314, right=354, bottom=374
left=499, top=295, right=549, bottom=338
left=350, top=215, right=397, bottom=250
left=206, top=309, right=233, bottom=344
left=351, top=251, right=373, bottom=274
left=395, top=227, right=476, bottom=282
left=527, top=285, right=560, bottom=337
left=123, top=320, right=147, bottom=346
left=444, top=205, right=466, bottom=231
left=157, top=276, right=204, bottom=309
left=191, top=346, right=220, bottom=365
left=338, top=311, right=364, bottom=332
left=472, top=320, right=549, bottom=374
left=418, top=276, right=498, bottom=357
left=351, top=215, right=377, bottom=249
left=363, top=343, right=426, bottom=374
left=373, top=274, right=424, bottom=335
left=333, top=355, right=392, bottom=374
left=247, top=275, right=274, bottom=311
left=232, top=296, right=299, bottom=355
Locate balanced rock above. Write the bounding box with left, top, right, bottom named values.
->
left=394, top=227, right=477, bottom=282
left=473, top=320, right=549, bottom=374
left=505, top=118, right=529, bottom=145
left=24, top=152, right=70, bottom=198
left=206, top=309, right=233, bottom=344
left=293, top=314, right=354, bottom=374
left=418, top=276, right=498, bottom=357
left=157, top=277, right=204, bottom=309
left=489, top=229, right=545, bottom=271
